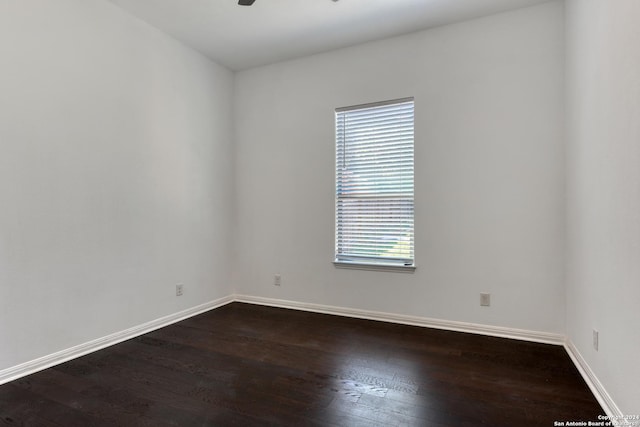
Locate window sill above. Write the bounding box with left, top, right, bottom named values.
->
left=333, top=261, right=416, bottom=273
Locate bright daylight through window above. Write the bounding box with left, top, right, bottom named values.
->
left=335, top=98, right=415, bottom=270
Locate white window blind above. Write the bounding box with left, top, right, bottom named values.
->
left=335, top=98, right=415, bottom=268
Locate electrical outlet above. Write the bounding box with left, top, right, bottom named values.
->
left=176, top=284, right=184, bottom=296
left=593, top=329, right=599, bottom=351
left=274, top=274, right=281, bottom=287
left=480, top=293, right=491, bottom=307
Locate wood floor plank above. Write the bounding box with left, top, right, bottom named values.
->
left=0, top=302, right=604, bottom=426
left=10, top=369, right=177, bottom=427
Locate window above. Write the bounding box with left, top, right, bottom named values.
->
left=335, top=97, right=415, bottom=270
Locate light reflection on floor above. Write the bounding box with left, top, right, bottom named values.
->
left=312, top=343, right=444, bottom=426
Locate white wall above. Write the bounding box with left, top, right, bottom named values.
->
left=0, top=0, right=234, bottom=370
left=565, top=0, right=640, bottom=414
left=234, top=2, right=565, bottom=333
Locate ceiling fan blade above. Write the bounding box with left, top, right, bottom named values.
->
left=238, top=0, right=255, bottom=5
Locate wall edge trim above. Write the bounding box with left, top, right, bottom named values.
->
left=0, top=294, right=235, bottom=386
left=564, top=339, right=622, bottom=418
left=234, top=294, right=565, bottom=345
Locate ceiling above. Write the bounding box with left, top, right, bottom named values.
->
left=107, top=0, right=552, bottom=71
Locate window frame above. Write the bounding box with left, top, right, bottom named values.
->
left=334, top=97, right=416, bottom=273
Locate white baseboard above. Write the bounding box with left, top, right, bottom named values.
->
left=234, top=294, right=565, bottom=345
left=564, top=339, right=622, bottom=418
left=0, top=295, right=235, bottom=386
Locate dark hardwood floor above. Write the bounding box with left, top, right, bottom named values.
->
left=1, top=302, right=603, bottom=426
